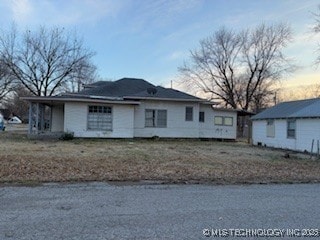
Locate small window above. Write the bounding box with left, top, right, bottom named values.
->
left=214, top=116, right=233, bottom=126
left=266, top=119, right=275, bottom=138
left=214, top=116, right=223, bottom=125
left=185, top=107, right=193, bottom=121
left=287, top=119, right=296, bottom=138
left=145, top=109, right=167, bottom=128
left=199, top=112, right=205, bottom=122
left=224, top=117, right=233, bottom=126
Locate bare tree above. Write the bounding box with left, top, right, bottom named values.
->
left=0, top=59, right=15, bottom=101
left=179, top=23, right=292, bottom=111
left=0, top=26, right=96, bottom=96
left=312, top=5, right=320, bottom=63
left=3, top=85, right=31, bottom=120
left=68, top=59, right=97, bottom=92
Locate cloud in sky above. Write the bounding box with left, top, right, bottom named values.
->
left=0, top=0, right=319, bottom=95
left=4, top=0, right=125, bottom=27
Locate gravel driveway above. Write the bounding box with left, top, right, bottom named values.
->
left=0, top=183, right=319, bottom=239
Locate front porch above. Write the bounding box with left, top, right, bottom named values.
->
left=27, top=101, right=65, bottom=137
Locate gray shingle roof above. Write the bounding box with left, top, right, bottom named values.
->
left=251, top=98, right=320, bottom=120
left=77, top=78, right=155, bottom=97
left=65, top=78, right=202, bottom=101
left=124, top=86, right=201, bottom=100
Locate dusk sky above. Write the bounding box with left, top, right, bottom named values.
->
left=0, top=0, right=319, bottom=91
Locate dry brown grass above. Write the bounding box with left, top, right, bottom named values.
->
left=1, top=131, right=320, bottom=184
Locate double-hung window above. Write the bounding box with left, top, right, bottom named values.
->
left=185, top=107, right=193, bottom=121
left=287, top=119, right=296, bottom=138
left=199, top=111, right=205, bottom=122
left=87, top=106, right=112, bottom=131
left=145, top=109, right=167, bottom=128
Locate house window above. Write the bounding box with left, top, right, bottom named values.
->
left=145, top=109, right=167, bottom=128
left=214, top=116, right=233, bottom=126
left=214, top=116, right=223, bottom=125
left=88, top=106, right=112, bottom=131
left=224, top=117, right=233, bottom=126
left=185, top=107, right=193, bottom=121
left=199, top=111, right=205, bottom=122
left=266, top=119, right=275, bottom=138
left=287, top=119, right=296, bottom=138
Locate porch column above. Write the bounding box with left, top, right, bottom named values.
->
left=40, top=104, right=45, bottom=132
left=28, top=102, right=33, bottom=135
left=35, top=103, right=39, bottom=134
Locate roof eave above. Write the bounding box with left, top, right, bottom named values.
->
left=20, top=96, right=140, bottom=105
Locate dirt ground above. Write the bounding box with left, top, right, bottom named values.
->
left=0, top=130, right=320, bottom=184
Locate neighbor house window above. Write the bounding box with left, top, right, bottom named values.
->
left=214, top=116, right=233, bottom=126
left=287, top=119, right=296, bottom=138
left=145, top=109, right=167, bottom=128
left=214, top=116, right=223, bottom=125
left=266, top=119, right=275, bottom=138
left=87, top=106, right=112, bottom=131
left=185, top=107, right=193, bottom=121
left=224, top=117, right=233, bottom=126
left=199, top=111, right=205, bottom=122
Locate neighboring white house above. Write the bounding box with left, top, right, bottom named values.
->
left=22, top=78, right=237, bottom=139
left=251, top=98, right=320, bottom=152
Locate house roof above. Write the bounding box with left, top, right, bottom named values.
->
left=251, top=98, right=320, bottom=120
left=67, top=78, right=203, bottom=102
left=124, top=86, right=202, bottom=101
left=78, top=78, right=155, bottom=97
left=21, top=78, right=208, bottom=104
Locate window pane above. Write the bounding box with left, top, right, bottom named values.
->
left=214, top=116, right=223, bottom=125
left=224, top=117, right=233, bottom=126
left=145, top=109, right=155, bottom=127
left=199, top=112, right=205, bottom=122
left=287, top=120, right=296, bottom=138
left=157, top=110, right=167, bottom=127
left=185, top=107, right=193, bottom=121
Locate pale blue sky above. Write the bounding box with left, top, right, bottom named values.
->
left=0, top=0, right=319, bottom=88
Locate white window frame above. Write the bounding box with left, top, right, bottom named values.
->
left=287, top=119, right=296, bottom=139
left=145, top=109, right=167, bottom=128
left=87, top=105, right=113, bottom=131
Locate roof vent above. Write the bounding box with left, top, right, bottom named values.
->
left=147, top=87, right=157, bottom=95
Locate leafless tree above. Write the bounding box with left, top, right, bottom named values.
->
left=0, top=26, right=96, bottom=96
left=68, top=59, right=97, bottom=92
left=3, top=85, right=31, bottom=120
left=179, top=23, right=293, bottom=111
left=312, top=5, right=320, bottom=64
left=0, top=59, right=15, bottom=101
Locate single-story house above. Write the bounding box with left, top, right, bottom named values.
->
left=251, top=98, right=320, bottom=152
left=22, top=78, right=237, bottom=139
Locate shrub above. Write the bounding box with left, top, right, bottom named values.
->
left=60, top=132, right=74, bottom=141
